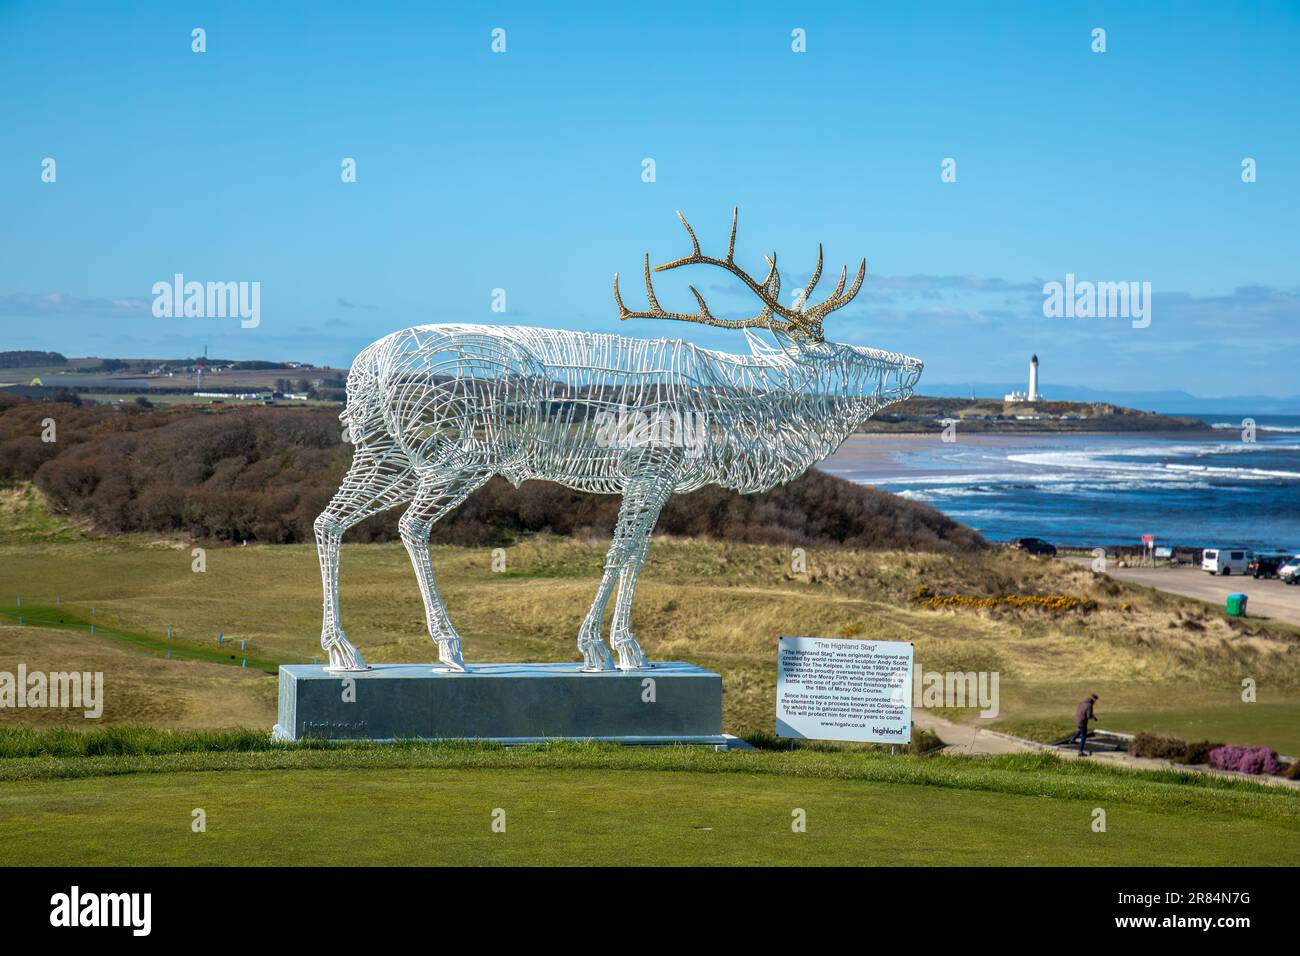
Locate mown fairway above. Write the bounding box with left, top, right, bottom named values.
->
left=2, top=525, right=1298, bottom=750
left=0, top=739, right=1296, bottom=866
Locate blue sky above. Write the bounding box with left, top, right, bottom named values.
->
left=1, top=1, right=1297, bottom=395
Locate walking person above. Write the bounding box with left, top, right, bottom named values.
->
left=1072, top=693, right=1098, bottom=756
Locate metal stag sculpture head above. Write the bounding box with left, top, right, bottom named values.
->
left=315, top=208, right=923, bottom=673
left=614, top=206, right=863, bottom=347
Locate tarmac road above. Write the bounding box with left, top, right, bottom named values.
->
left=1063, top=558, right=1300, bottom=628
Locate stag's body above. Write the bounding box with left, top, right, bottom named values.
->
left=315, top=211, right=922, bottom=673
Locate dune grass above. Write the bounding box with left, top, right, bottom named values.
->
left=2, top=529, right=1298, bottom=748
left=0, top=484, right=85, bottom=543
left=1, top=486, right=1298, bottom=745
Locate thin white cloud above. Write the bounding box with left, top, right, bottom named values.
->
left=0, top=292, right=151, bottom=317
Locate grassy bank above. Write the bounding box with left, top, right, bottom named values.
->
left=0, top=603, right=283, bottom=673
left=0, top=732, right=1294, bottom=866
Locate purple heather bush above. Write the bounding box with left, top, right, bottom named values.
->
left=1208, top=745, right=1281, bottom=775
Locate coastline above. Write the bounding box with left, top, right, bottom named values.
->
left=832, top=429, right=1224, bottom=481
left=856, top=418, right=1211, bottom=435
left=825, top=428, right=1300, bottom=552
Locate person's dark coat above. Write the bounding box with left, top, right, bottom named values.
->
left=1074, top=695, right=1098, bottom=727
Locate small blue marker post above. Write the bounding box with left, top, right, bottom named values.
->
left=15, top=597, right=20, bottom=607
left=18, top=616, right=23, bottom=625
left=167, top=649, right=172, bottom=659
left=218, top=633, right=224, bottom=645
left=242, top=659, right=247, bottom=668
left=90, top=623, right=95, bottom=635
left=167, top=626, right=172, bottom=639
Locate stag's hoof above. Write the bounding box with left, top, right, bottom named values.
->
left=613, top=636, right=650, bottom=671
left=435, top=635, right=467, bottom=672
left=324, top=634, right=370, bottom=672
left=578, top=635, right=615, bottom=672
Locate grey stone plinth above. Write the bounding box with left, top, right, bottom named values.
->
left=273, top=661, right=727, bottom=744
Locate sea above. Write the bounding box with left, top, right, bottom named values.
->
left=821, top=415, right=1300, bottom=551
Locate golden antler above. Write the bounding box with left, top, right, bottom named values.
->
left=613, top=207, right=865, bottom=343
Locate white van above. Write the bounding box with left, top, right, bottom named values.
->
left=1202, top=548, right=1251, bottom=575
left=1280, top=556, right=1300, bottom=585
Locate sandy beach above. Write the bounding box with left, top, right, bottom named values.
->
left=823, top=430, right=1300, bottom=549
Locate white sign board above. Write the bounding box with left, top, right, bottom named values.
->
left=775, top=636, right=913, bottom=744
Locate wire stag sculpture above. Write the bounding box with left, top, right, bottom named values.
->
left=316, top=209, right=923, bottom=673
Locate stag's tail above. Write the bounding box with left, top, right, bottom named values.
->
left=339, top=338, right=389, bottom=445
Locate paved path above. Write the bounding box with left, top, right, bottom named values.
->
left=1062, top=558, right=1300, bottom=628
left=914, top=713, right=1300, bottom=788
left=913, top=712, right=1040, bottom=755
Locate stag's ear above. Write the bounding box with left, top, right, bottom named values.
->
left=768, top=322, right=797, bottom=352
left=767, top=322, right=815, bottom=361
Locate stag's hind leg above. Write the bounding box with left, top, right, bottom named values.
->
left=399, top=468, right=493, bottom=671
left=609, top=561, right=651, bottom=670
left=316, top=442, right=417, bottom=671
left=580, top=470, right=676, bottom=672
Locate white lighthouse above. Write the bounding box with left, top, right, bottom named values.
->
left=1004, top=354, right=1043, bottom=403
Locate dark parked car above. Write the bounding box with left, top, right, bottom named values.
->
left=1250, top=554, right=1293, bottom=578
left=1011, top=537, right=1057, bottom=556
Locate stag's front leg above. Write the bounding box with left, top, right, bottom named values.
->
left=316, top=511, right=367, bottom=671
left=400, top=469, right=493, bottom=671
left=316, top=443, right=416, bottom=671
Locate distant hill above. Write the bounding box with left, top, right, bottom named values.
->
left=9, top=352, right=1297, bottom=415
left=862, top=395, right=1206, bottom=433
left=923, top=381, right=1300, bottom=416
left=0, top=350, right=67, bottom=369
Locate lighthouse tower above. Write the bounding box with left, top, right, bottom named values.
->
left=1028, top=354, right=1040, bottom=402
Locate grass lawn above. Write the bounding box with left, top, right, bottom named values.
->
left=0, top=734, right=1295, bottom=866
left=939, top=638, right=1300, bottom=755
left=1100, top=703, right=1300, bottom=752
left=990, top=683, right=1300, bottom=755
left=0, top=366, right=79, bottom=385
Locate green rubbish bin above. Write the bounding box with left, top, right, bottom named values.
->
left=1226, top=593, right=1248, bottom=617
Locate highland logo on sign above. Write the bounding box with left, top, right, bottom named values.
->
left=151, top=273, right=260, bottom=328
left=49, top=886, right=151, bottom=936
